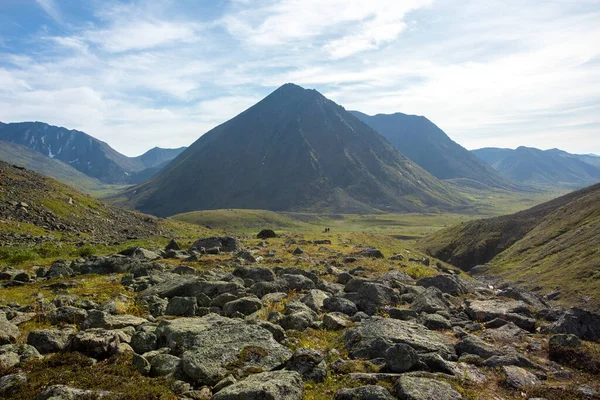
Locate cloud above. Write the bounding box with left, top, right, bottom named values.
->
left=35, top=0, right=63, bottom=24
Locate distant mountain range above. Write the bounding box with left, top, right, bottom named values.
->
left=473, top=146, right=600, bottom=188
left=420, top=181, right=600, bottom=310
left=116, top=83, right=471, bottom=217
left=0, top=121, right=185, bottom=184
left=351, top=111, right=516, bottom=191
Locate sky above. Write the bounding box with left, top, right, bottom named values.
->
left=0, top=0, right=599, bottom=156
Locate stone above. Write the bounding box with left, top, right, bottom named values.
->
left=384, top=343, right=419, bottom=373
left=281, top=274, right=315, bottom=291
left=131, top=330, right=158, bottom=354
left=421, top=313, right=452, bottom=330
left=213, top=375, right=238, bottom=393
left=334, top=385, right=395, bottom=400
left=286, top=348, right=327, bottom=382
left=36, top=385, right=113, bottom=399
left=71, top=329, right=120, bottom=360
left=0, top=373, right=26, bottom=395
left=47, top=306, right=88, bottom=326
left=358, top=247, right=384, bottom=258
left=27, top=327, right=75, bottom=353
left=142, top=276, right=245, bottom=299
left=455, top=335, right=503, bottom=359
left=82, top=310, right=148, bottom=330
left=0, top=312, right=20, bottom=344
left=345, top=318, right=456, bottom=361
left=166, top=239, right=181, bottom=251
left=323, top=313, right=352, bottom=330
left=502, top=365, right=540, bottom=389
left=233, top=266, right=275, bottom=282
left=223, top=297, right=263, bottom=317
left=394, top=376, right=463, bottom=400
left=0, top=344, right=41, bottom=368
left=212, top=370, right=303, bottom=400
left=166, top=297, right=198, bottom=317
left=151, top=354, right=181, bottom=377
left=323, top=297, right=358, bottom=316
left=155, top=314, right=231, bottom=354
left=280, top=302, right=319, bottom=331
left=192, top=236, right=243, bottom=253
left=416, top=275, right=473, bottom=296
left=301, top=289, right=330, bottom=312
left=180, top=318, right=292, bottom=385
left=410, top=287, right=450, bottom=314
left=257, top=229, right=277, bottom=239
left=133, top=353, right=151, bottom=375
left=465, top=299, right=535, bottom=331
left=544, top=307, right=600, bottom=342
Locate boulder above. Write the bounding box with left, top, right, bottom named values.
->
left=192, top=236, right=243, bottom=253
left=150, top=354, right=181, bottom=377
left=502, top=365, right=540, bottom=389
left=394, top=376, right=462, bottom=400
left=212, top=370, right=303, bottom=400
left=27, top=327, right=75, bottom=353
left=0, top=313, right=20, bottom=344
left=257, top=229, right=277, bottom=239
left=82, top=310, right=148, bottom=330
left=416, top=275, right=473, bottom=296
left=0, top=373, right=26, bottom=395
left=301, top=289, right=330, bottom=312
left=141, top=276, right=244, bottom=299
left=165, top=239, right=181, bottom=251
left=358, top=247, right=384, bottom=258
left=323, top=313, right=352, bottom=330
left=544, top=308, right=600, bottom=342
left=384, top=343, right=419, bottom=373
left=455, top=335, right=503, bottom=359
left=410, top=287, right=451, bottom=314
left=334, top=385, right=395, bottom=400
left=233, top=266, right=275, bottom=282
left=131, top=331, right=158, bottom=354
left=0, top=344, right=41, bottom=368
left=155, top=314, right=231, bottom=354
left=421, top=313, right=452, bottom=331
left=181, top=321, right=292, bottom=386
left=280, top=302, right=319, bottom=331
left=465, top=299, right=536, bottom=331
left=323, top=297, right=358, bottom=316
left=166, top=297, right=198, bottom=317
left=286, top=348, right=327, bottom=382
left=223, top=297, right=263, bottom=317
left=47, top=306, right=88, bottom=326
left=345, top=318, right=456, bottom=361
left=36, top=385, right=113, bottom=399
left=281, top=274, right=316, bottom=291
left=70, top=329, right=120, bottom=360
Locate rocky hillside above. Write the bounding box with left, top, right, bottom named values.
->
left=0, top=161, right=166, bottom=247
left=0, top=232, right=598, bottom=399
left=0, top=122, right=185, bottom=184
left=351, top=111, right=517, bottom=191
left=473, top=147, right=600, bottom=188
left=118, top=84, right=470, bottom=217
left=420, top=182, right=600, bottom=310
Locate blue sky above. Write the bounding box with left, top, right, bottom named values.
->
left=0, top=0, right=598, bottom=156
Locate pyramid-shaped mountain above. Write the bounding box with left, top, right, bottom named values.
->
left=351, top=111, right=517, bottom=190
left=121, top=84, right=470, bottom=217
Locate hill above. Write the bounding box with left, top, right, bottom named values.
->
left=116, top=84, right=470, bottom=217
left=0, top=121, right=185, bottom=184
left=420, top=182, right=600, bottom=309
left=351, top=111, right=516, bottom=190
left=0, top=140, right=124, bottom=196
left=473, top=146, right=600, bottom=188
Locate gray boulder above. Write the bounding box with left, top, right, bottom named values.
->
left=323, top=313, right=352, bottom=330
left=455, top=335, right=503, bottom=359
left=421, top=313, right=452, bottom=331
left=335, top=385, right=395, bottom=400
left=544, top=307, right=600, bottom=342
left=465, top=299, right=535, bottom=331
left=36, top=385, right=113, bottom=399
left=323, top=297, right=358, bottom=316
left=131, top=330, right=158, bottom=354
left=166, top=297, right=198, bottom=317
left=301, top=289, right=330, bottom=312
left=0, top=313, right=20, bottom=344
left=70, top=329, right=120, bottom=360
left=155, top=314, right=230, bottom=354
left=394, top=376, right=462, bottom=400
left=223, top=297, right=263, bottom=317
left=280, top=302, right=319, bottom=331
left=286, top=348, right=327, bottom=382
left=0, top=373, right=26, bottom=395
left=384, top=343, right=419, bottom=373
left=212, top=370, right=303, bottom=400
left=233, top=266, right=275, bottom=282
left=416, top=275, right=473, bottom=296
left=150, top=354, right=181, bottom=377
left=47, top=306, right=88, bottom=326
left=502, top=365, right=540, bottom=389
left=191, top=236, right=243, bottom=253
left=410, top=287, right=451, bottom=314
left=27, top=328, right=75, bottom=353
left=82, top=310, right=148, bottom=330
left=180, top=319, right=292, bottom=385
left=0, top=344, right=41, bottom=368
left=345, top=318, right=456, bottom=360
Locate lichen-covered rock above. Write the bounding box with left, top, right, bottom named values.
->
left=47, top=306, right=88, bottom=326
left=410, top=287, right=451, bottom=314
left=544, top=308, right=600, bottom=342
left=465, top=299, right=535, bottom=331
left=191, top=236, right=243, bottom=253
left=384, top=343, right=419, bottom=373
left=394, top=376, right=462, bottom=400
left=82, top=310, right=148, bottom=330
left=0, top=344, right=41, bottom=369
left=455, top=335, right=503, bottom=359
left=286, top=348, right=327, bottom=382
left=416, top=275, right=474, bottom=295
left=334, top=385, right=395, bottom=400
left=131, top=330, right=158, bottom=354
left=36, top=385, right=113, bottom=399
left=323, top=297, right=358, bottom=316
left=233, top=266, right=275, bottom=282
left=155, top=314, right=230, bottom=354
left=212, top=370, right=303, bottom=400
left=0, top=313, right=20, bottom=344
left=166, top=296, right=198, bottom=317
left=27, top=327, right=75, bottom=354
left=502, top=365, right=540, bottom=389
left=223, top=297, right=263, bottom=317
left=70, top=329, right=120, bottom=360
left=0, top=373, right=26, bottom=396
left=150, top=354, right=181, bottom=377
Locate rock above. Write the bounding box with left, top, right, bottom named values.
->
left=323, top=297, right=358, bottom=316
left=455, top=335, right=503, bottom=359
left=387, top=308, right=418, bottom=321
left=223, top=297, right=263, bottom=317
left=416, top=275, right=473, bottom=296
left=421, top=313, right=452, bottom=330
left=151, top=353, right=181, bottom=377
left=251, top=279, right=289, bottom=297
left=166, top=297, right=198, bottom=317
left=212, top=370, right=303, bottom=400
left=394, top=376, right=462, bottom=400
left=281, top=274, right=315, bottom=291
left=233, top=266, right=275, bottom=282
left=384, top=343, right=419, bottom=373
left=352, top=282, right=400, bottom=315
left=0, top=312, right=20, bottom=344
left=544, top=307, right=600, bottom=342
left=142, top=295, right=168, bottom=317
left=180, top=318, right=292, bottom=385
left=166, top=239, right=181, bottom=251
left=236, top=250, right=256, bottom=263
left=358, top=247, right=384, bottom=258
left=141, top=276, right=244, bottom=299
left=131, top=331, right=158, bottom=354
left=334, top=385, right=395, bottom=400
left=378, top=270, right=415, bottom=287
left=390, top=254, right=405, bottom=261
left=191, top=236, right=243, bottom=253
left=46, top=260, right=74, bottom=278
left=155, top=315, right=231, bottom=354
left=301, top=289, right=330, bottom=312
left=213, top=375, right=237, bottom=393
left=286, top=348, right=327, bottom=382
left=410, top=287, right=451, bottom=314
left=502, top=365, right=540, bottom=389
left=47, top=306, right=88, bottom=325
left=257, top=229, right=277, bottom=239
left=499, top=285, right=549, bottom=309
left=71, top=329, right=120, bottom=360
left=345, top=318, right=456, bottom=360
left=27, top=327, right=75, bottom=353
left=172, top=265, right=196, bottom=275
left=465, top=299, right=536, bottom=331
left=293, top=247, right=305, bottom=255
left=0, top=344, right=41, bottom=368
left=82, top=310, right=148, bottom=330
left=133, top=353, right=151, bottom=375
left=323, top=313, right=352, bottom=330
left=257, top=320, right=286, bottom=343
left=36, top=385, right=113, bottom=399
left=0, top=373, right=26, bottom=395
left=280, top=302, right=319, bottom=331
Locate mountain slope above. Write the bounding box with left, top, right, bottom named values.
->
left=419, top=183, right=600, bottom=309
left=473, top=146, right=600, bottom=188
left=0, top=140, right=118, bottom=195
left=118, top=84, right=470, bottom=217
left=0, top=122, right=186, bottom=184
left=351, top=111, right=516, bottom=190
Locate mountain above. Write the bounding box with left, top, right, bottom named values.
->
left=0, top=140, right=116, bottom=196
left=351, top=111, right=516, bottom=190
left=117, top=83, right=470, bottom=217
left=0, top=122, right=185, bottom=184
left=473, top=146, right=600, bottom=188
left=419, top=182, right=600, bottom=309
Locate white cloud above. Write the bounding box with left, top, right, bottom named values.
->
left=35, top=0, right=62, bottom=24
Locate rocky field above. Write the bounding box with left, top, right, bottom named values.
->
left=0, top=232, right=599, bottom=399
